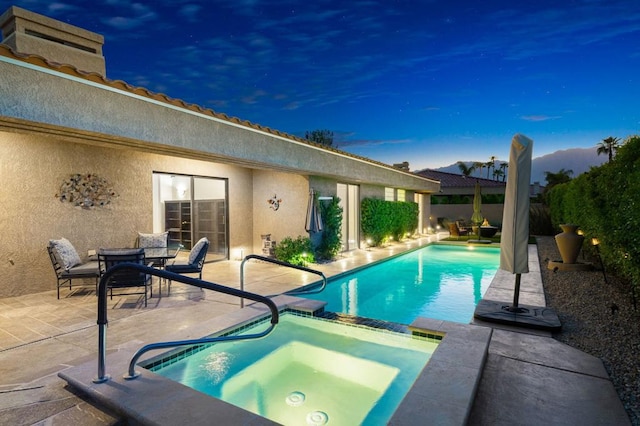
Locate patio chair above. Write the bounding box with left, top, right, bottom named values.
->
left=48, top=238, right=100, bottom=299
left=136, top=231, right=169, bottom=267
left=165, top=237, right=209, bottom=292
left=448, top=222, right=469, bottom=239
left=98, top=248, right=153, bottom=307
left=456, top=221, right=471, bottom=235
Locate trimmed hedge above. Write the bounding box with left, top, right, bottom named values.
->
left=361, top=198, right=419, bottom=246
left=547, top=135, right=640, bottom=290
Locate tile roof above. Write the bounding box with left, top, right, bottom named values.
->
left=0, top=44, right=438, bottom=183
left=414, top=169, right=506, bottom=188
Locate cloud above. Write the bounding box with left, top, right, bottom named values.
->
left=101, top=3, right=158, bottom=30
left=521, top=115, right=562, bottom=122
left=179, top=4, right=201, bottom=22
left=339, top=137, right=413, bottom=148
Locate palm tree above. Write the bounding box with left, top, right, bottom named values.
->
left=499, top=162, right=508, bottom=182
left=473, top=161, right=485, bottom=178
left=486, top=156, right=496, bottom=179
left=544, top=168, right=573, bottom=188
left=493, top=169, right=504, bottom=182
left=597, top=136, right=621, bottom=162
left=457, top=161, right=475, bottom=177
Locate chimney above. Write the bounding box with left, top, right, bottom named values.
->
left=393, top=161, right=410, bottom=171
left=0, top=6, right=105, bottom=76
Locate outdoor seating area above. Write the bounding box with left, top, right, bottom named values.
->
left=47, top=234, right=207, bottom=302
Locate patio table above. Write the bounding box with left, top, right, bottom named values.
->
left=142, top=246, right=181, bottom=268
left=95, top=246, right=181, bottom=296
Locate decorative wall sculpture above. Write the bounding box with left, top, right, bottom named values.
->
left=267, top=194, right=282, bottom=211
left=57, top=173, right=118, bottom=209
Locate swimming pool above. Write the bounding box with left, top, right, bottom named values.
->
left=151, top=312, right=438, bottom=425
left=306, top=244, right=500, bottom=324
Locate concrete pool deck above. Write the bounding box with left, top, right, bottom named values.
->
left=0, top=236, right=630, bottom=425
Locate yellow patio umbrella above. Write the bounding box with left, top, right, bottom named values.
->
left=471, top=180, right=483, bottom=237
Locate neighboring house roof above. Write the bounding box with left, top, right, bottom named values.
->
left=414, top=169, right=506, bottom=189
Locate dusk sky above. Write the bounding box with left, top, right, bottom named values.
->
left=8, top=0, right=640, bottom=170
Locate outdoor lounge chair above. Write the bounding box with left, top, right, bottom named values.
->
left=48, top=238, right=100, bottom=299
left=165, top=237, right=209, bottom=292
left=98, top=248, right=153, bottom=307
left=448, top=222, right=469, bottom=239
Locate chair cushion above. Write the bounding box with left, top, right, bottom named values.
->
left=138, top=232, right=168, bottom=248
left=62, top=260, right=100, bottom=277
left=188, top=238, right=208, bottom=264
left=49, top=238, right=82, bottom=271
left=166, top=260, right=199, bottom=274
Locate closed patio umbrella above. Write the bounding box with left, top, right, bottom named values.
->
left=500, top=134, right=533, bottom=311
left=474, top=134, right=560, bottom=330
left=305, top=189, right=323, bottom=233
left=471, top=180, right=483, bottom=237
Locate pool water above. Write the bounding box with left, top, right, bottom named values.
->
left=151, top=313, right=438, bottom=425
left=306, top=244, right=500, bottom=324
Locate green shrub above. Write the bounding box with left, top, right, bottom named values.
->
left=317, top=196, right=343, bottom=260
left=547, top=135, right=640, bottom=291
left=274, top=235, right=315, bottom=266
left=361, top=198, right=419, bottom=245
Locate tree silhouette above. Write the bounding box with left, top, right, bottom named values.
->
left=596, top=136, right=621, bottom=162
left=499, top=162, right=508, bottom=182
left=457, top=161, right=475, bottom=177
left=542, top=168, right=573, bottom=204
left=486, top=156, right=496, bottom=179
left=305, top=129, right=334, bottom=147
left=544, top=168, right=573, bottom=187
left=473, top=161, right=485, bottom=178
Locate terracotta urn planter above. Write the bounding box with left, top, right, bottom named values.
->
left=555, top=224, right=584, bottom=264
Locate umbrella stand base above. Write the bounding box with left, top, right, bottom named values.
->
left=473, top=299, right=562, bottom=332
left=467, top=239, right=492, bottom=244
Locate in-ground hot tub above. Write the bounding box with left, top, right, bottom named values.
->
left=150, top=312, right=438, bottom=425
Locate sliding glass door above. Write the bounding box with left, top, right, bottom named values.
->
left=152, top=173, right=228, bottom=261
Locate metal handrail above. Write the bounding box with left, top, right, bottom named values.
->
left=240, top=254, right=327, bottom=307
left=93, top=263, right=279, bottom=383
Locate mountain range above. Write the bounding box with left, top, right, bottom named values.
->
left=432, top=147, right=607, bottom=184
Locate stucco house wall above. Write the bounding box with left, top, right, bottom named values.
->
left=0, top=131, right=258, bottom=297
left=252, top=170, right=308, bottom=252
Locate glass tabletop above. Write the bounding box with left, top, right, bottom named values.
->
left=142, top=246, right=181, bottom=260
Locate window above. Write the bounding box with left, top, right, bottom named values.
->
left=385, top=187, right=395, bottom=201
left=397, top=189, right=406, bottom=202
